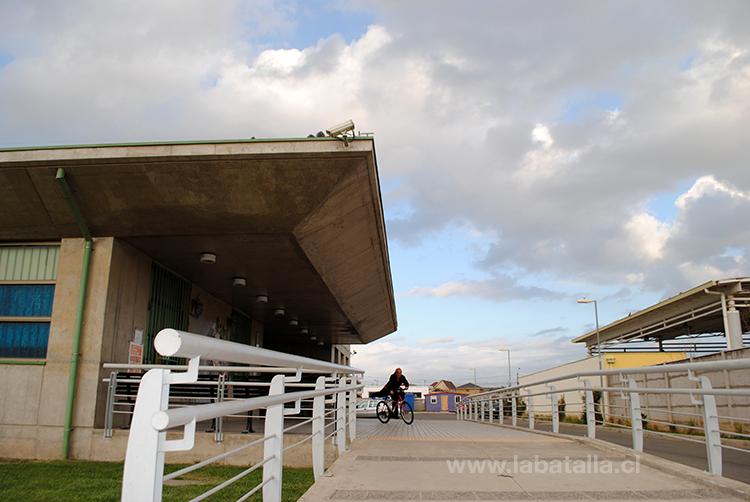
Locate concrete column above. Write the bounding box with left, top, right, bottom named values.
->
left=726, top=296, right=744, bottom=350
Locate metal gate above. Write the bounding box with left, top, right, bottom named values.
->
left=144, top=263, right=191, bottom=363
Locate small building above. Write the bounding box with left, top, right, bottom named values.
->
left=428, top=379, right=457, bottom=393
left=456, top=382, right=487, bottom=395
left=425, top=391, right=463, bottom=412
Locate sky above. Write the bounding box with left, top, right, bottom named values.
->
left=1, top=1, right=749, bottom=387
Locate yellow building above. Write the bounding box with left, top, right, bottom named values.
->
left=602, top=352, right=686, bottom=369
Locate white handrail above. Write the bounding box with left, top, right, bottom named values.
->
left=468, top=358, right=750, bottom=399
left=152, top=384, right=362, bottom=431
left=121, top=329, right=364, bottom=502
left=457, top=357, right=750, bottom=478
left=155, top=329, right=363, bottom=374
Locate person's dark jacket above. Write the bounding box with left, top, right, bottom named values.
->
left=382, top=372, right=409, bottom=393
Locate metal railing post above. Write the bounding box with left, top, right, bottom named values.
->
left=699, top=376, right=722, bottom=475
left=348, top=375, right=357, bottom=442
left=263, top=374, right=285, bottom=502
left=498, top=398, right=504, bottom=425
left=104, top=370, right=117, bottom=438
left=480, top=400, right=485, bottom=422
left=550, top=385, right=559, bottom=433
left=335, top=376, right=346, bottom=454
left=489, top=398, right=494, bottom=423
left=584, top=381, right=595, bottom=439
left=527, top=389, right=534, bottom=430
left=121, top=369, right=170, bottom=502
left=312, top=376, right=326, bottom=481
left=215, top=372, right=226, bottom=443
left=511, top=395, right=517, bottom=426
left=628, top=378, right=643, bottom=452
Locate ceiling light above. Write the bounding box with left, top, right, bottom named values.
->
left=310, top=336, right=317, bottom=341
left=273, top=307, right=285, bottom=317
left=255, top=294, right=268, bottom=303
left=317, top=340, right=324, bottom=346
left=300, top=328, right=309, bottom=335
left=199, top=252, right=217, bottom=264
left=289, top=318, right=299, bottom=326
left=232, top=277, right=246, bottom=287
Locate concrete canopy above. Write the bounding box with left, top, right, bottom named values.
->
left=0, top=138, right=397, bottom=344
left=572, top=278, right=750, bottom=349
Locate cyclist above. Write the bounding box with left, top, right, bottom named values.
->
left=372, top=368, right=409, bottom=416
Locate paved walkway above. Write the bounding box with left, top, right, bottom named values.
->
left=300, top=419, right=747, bottom=501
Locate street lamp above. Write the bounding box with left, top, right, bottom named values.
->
left=498, top=348, right=512, bottom=387
left=577, top=297, right=604, bottom=388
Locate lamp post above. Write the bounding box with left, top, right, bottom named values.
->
left=498, top=348, right=512, bottom=387
left=577, top=297, right=605, bottom=409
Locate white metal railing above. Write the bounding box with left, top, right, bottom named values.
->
left=457, top=358, right=750, bottom=477
left=120, top=329, right=363, bottom=502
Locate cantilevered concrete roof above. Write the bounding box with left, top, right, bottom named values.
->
left=572, top=278, right=750, bottom=348
left=0, top=137, right=397, bottom=344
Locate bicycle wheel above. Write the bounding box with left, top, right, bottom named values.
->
left=376, top=401, right=390, bottom=423
left=400, top=401, right=414, bottom=425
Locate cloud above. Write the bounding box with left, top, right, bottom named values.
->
left=406, top=275, right=562, bottom=302
left=353, top=335, right=585, bottom=387
left=0, top=0, right=748, bottom=308
left=532, top=326, right=568, bottom=337
left=418, top=336, right=455, bottom=346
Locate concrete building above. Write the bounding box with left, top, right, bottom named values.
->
left=0, top=137, right=396, bottom=460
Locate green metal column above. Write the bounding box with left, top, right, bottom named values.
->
left=55, top=168, right=93, bottom=459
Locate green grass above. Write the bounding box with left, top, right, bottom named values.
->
left=0, top=459, right=313, bottom=501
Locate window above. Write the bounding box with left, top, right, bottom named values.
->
left=0, top=245, right=59, bottom=359
left=454, top=396, right=461, bottom=403
left=430, top=396, right=437, bottom=404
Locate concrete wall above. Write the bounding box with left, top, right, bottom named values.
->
left=0, top=237, right=270, bottom=461
left=519, top=357, right=600, bottom=416
left=0, top=237, right=115, bottom=459
left=608, top=348, right=750, bottom=429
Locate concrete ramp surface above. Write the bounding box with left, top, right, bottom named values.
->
left=300, top=419, right=748, bottom=501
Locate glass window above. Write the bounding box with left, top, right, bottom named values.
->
left=455, top=396, right=461, bottom=403
left=0, top=284, right=55, bottom=359
left=430, top=396, right=437, bottom=404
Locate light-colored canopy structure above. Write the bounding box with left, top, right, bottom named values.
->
left=573, top=278, right=749, bottom=351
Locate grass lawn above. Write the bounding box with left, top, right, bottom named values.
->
left=0, top=459, right=313, bottom=501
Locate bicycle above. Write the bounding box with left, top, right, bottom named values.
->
left=376, top=392, right=414, bottom=425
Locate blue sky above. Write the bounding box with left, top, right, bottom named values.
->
left=1, top=0, right=748, bottom=386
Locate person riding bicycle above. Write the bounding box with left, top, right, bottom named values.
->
left=374, top=368, right=409, bottom=416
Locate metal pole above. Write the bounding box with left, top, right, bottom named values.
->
left=56, top=168, right=94, bottom=459
left=507, top=351, right=512, bottom=387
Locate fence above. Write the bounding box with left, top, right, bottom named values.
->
left=120, top=328, right=363, bottom=502
left=457, top=358, right=750, bottom=477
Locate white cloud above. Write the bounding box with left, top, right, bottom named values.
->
left=624, top=212, right=670, bottom=261
left=0, top=0, right=748, bottom=308
left=406, top=276, right=562, bottom=302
